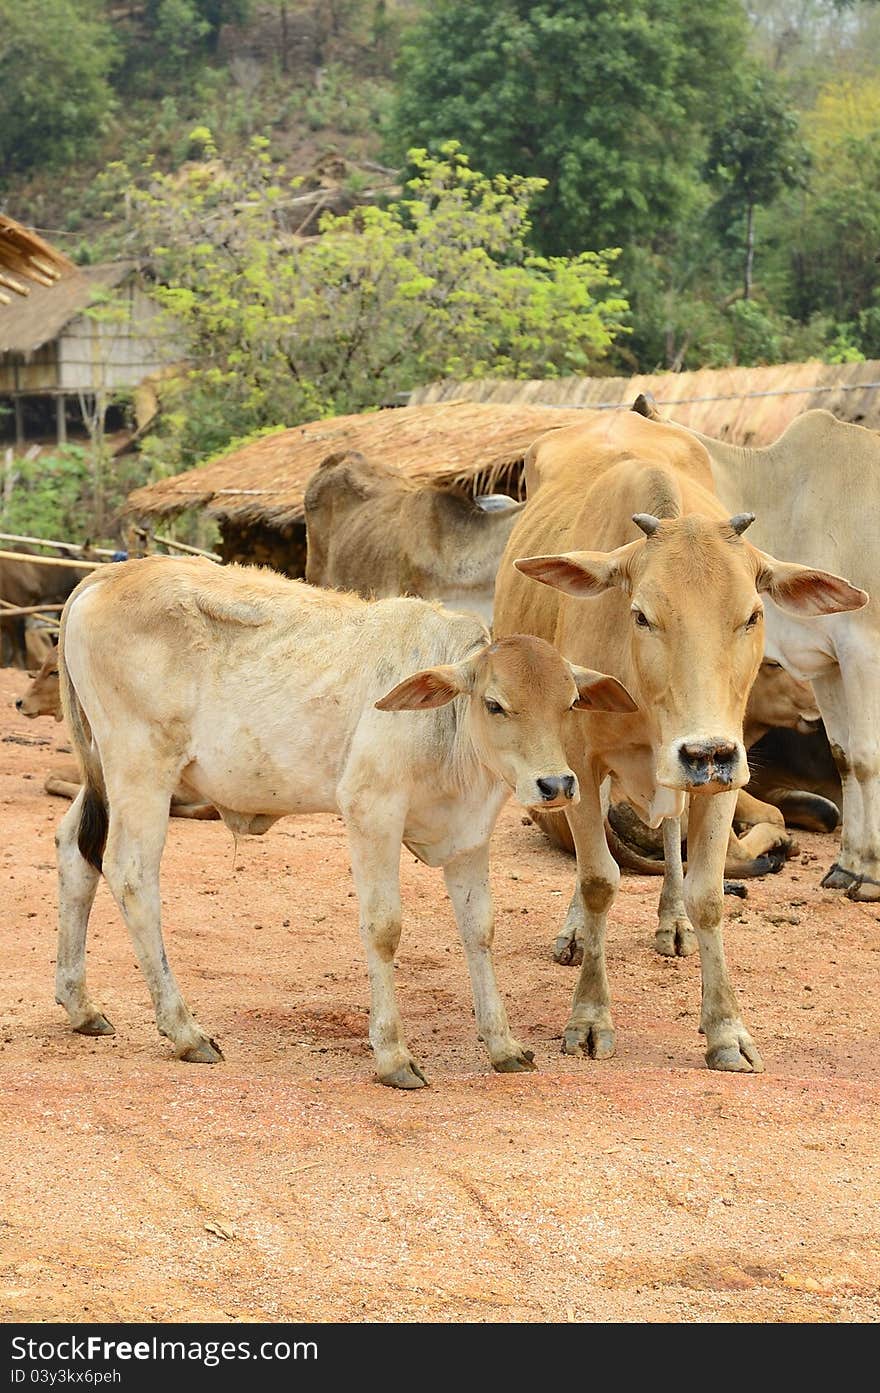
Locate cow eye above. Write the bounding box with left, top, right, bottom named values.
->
left=633, top=609, right=651, bottom=629
left=764, top=658, right=781, bottom=669
left=745, top=610, right=762, bottom=629
left=484, top=698, right=506, bottom=716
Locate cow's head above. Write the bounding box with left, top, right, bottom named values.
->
left=374, top=634, right=637, bottom=810
left=515, top=513, right=866, bottom=795
left=15, top=650, right=62, bottom=721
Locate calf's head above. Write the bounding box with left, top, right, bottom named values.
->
left=516, top=513, right=866, bottom=795
left=375, top=634, right=636, bottom=810
left=15, top=651, right=62, bottom=721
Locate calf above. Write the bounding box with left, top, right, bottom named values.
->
left=55, top=557, right=635, bottom=1087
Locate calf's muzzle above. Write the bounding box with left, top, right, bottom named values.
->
left=536, top=774, right=576, bottom=804
left=675, top=737, right=741, bottom=789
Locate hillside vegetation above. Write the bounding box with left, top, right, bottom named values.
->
left=1, top=1, right=879, bottom=539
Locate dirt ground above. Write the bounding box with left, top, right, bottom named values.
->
left=1, top=666, right=879, bottom=1325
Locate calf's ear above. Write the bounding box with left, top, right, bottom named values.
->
left=376, top=662, right=472, bottom=711
left=514, top=541, right=638, bottom=597
left=754, top=551, right=868, bottom=616
left=569, top=663, right=638, bottom=713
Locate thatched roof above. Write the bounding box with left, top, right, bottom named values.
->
left=0, top=259, right=136, bottom=357
left=125, top=401, right=590, bottom=528
left=0, top=215, right=74, bottom=305
left=409, top=361, right=880, bottom=443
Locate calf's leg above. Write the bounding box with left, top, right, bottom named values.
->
left=443, top=844, right=535, bottom=1073
left=102, top=783, right=221, bottom=1063
left=55, top=790, right=112, bottom=1036
left=345, top=807, right=426, bottom=1089
left=684, top=789, right=763, bottom=1073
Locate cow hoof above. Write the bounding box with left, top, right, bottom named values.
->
left=493, top=1048, right=536, bottom=1074
left=552, top=930, right=583, bottom=966
left=723, top=880, right=748, bottom=897
left=846, top=876, right=880, bottom=903
left=74, top=1012, right=115, bottom=1037
left=181, top=1037, right=224, bottom=1064
left=654, top=919, right=697, bottom=957
left=705, top=1038, right=764, bottom=1074
left=379, top=1061, right=429, bottom=1089
left=562, top=1023, right=615, bottom=1059
left=821, top=862, right=857, bottom=890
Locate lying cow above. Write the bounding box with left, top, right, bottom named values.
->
left=15, top=650, right=219, bottom=820
left=55, top=556, right=635, bottom=1086
left=304, top=450, right=524, bottom=623
left=0, top=545, right=90, bottom=668
left=494, top=409, right=866, bottom=1072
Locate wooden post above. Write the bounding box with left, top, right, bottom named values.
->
left=56, top=394, right=66, bottom=445
left=13, top=395, right=23, bottom=449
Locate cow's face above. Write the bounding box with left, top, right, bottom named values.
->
left=15, top=654, right=62, bottom=721
left=515, top=513, right=866, bottom=796
left=746, top=660, right=820, bottom=740
left=375, top=635, right=636, bottom=810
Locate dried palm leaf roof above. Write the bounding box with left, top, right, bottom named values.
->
left=409, top=361, right=880, bottom=443
left=0, top=257, right=136, bottom=356
left=0, top=215, right=74, bottom=307
left=126, top=401, right=591, bottom=528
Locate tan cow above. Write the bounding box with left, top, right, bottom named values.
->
left=304, top=450, right=524, bottom=623
left=494, top=410, right=866, bottom=1072
left=15, top=651, right=219, bottom=820
left=55, top=556, right=635, bottom=1086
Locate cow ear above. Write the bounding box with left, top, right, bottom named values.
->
left=754, top=552, right=868, bottom=616
left=568, top=663, right=639, bottom=713
left=375, top=662, right=472, bottom=711
left=514, top=543, right=637, bottom=597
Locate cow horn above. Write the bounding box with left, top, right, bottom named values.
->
left=729, top=512, right=756, bottom=536
left=632, top=513, right=661, bottom=536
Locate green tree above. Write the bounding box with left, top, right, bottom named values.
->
left=0, top=1, right=116, bottom=178
left=126, top=140, right=628, bottom=473
left=706, top=70, right=809, bottom=300
left=388, top=0, right=749, bottom=258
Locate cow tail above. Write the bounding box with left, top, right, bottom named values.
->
left=58, top=631, right=108, bottom=873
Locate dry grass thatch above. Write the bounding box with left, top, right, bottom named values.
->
left=0, top=259, right=135, bottom=357
left=125, top=401, right=591, bottom=528
left=408, top=361, right=880, bottom=443
left=0, top=216, right=75, bottom=308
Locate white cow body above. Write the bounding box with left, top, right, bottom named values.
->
left=55, top=557, right=633, bottom=1086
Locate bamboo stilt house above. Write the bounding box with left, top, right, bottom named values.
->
left=0, top=216, right=178, bottom=448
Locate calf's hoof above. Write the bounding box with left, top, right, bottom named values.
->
left=379, top=1060, right=429, bottom=1090
left=821, top=862, right=857, bottom=891
left=562, top=1022, right=615, bottom=1059
left=552, top=929, right=583, bottom=966
left=654, top=919, right=697, bottom=957
left=74, top=1012, right=115, bottom=1037
left=180, top=1037, right=224, bottom=1064
left=492, top=1048, right=536, bottom=1074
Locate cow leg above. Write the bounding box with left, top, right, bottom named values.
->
left=444, top=844, right=535, bottom=1074
left=814, top=665, right=880, bottom=901
left=684, top=790, right=763, bottom=1073
left=654, top=816, right=697, bottom=957
left=102, top=785, right=221, bottom=1063
left=55, top=790, right=113, bottom=1036
left=345, top=808, right=426, bottom=1089
left=559, top=773, right=619, bottom=1059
